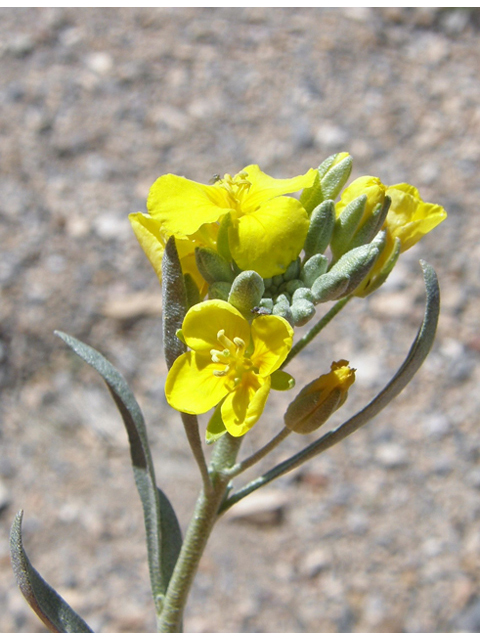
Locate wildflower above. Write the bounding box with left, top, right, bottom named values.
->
left=145, top=165, right=316, bottom=278
left=165, top=299, right=294, bottom=437
left=284, top=360, right=356, bottom=434
left=129, top=212, right=213, bottom=297
left=335, top=177, right=447, bottom=296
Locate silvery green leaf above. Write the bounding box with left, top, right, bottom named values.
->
left=55, top=332, right=182, bottom=613
left=10, top=510, right=93, bottom=632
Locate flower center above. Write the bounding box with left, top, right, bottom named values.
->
left=217, top=172, right=252, bottom=212
left=210, top=329, right=254, bottom=381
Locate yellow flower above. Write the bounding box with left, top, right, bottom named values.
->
left=336, top=176, right=447, bottom=252
left=129, top=212, right=214, bottom=297
left=384, top=182, right=447, bottom=252
left=145, top=165, right=316, bottom=279
left=336, top=176, right=447, bottom=295
left=165, top=299, right=294, bottom=437
left=284, top=360, right=356, bottom=434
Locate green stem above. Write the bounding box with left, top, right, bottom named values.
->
left=157, top=433, right=242, bottom=632
left=282, top=296, right=352, bottom=368
left=226, top=427, right=291, bottom=478
left=181, top=413, right=212, bottom=494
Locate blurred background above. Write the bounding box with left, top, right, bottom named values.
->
left=1, top=7, right=480, bottom=632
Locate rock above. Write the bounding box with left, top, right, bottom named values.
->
left=314, top=123, right=349, bottom=150
left=375, top=443, right=409, bottom=469
left=226, top=490, right=288, bottom=526
left=299, top=548, right=332, bottom=578
left=421, top=413, right=451, bottom=439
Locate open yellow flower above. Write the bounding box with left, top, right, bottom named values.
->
left=146, top=165, right=316, bottom=278
left=336, top=176, right=447, bottom=296
left=165, top=299, right=294, bottom=437
left=336, top=176, right=447, bottom=251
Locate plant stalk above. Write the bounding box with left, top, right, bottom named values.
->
left=157, top=433, right=242, bottom=632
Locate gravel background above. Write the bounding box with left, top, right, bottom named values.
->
left=1, top=7, right=480, bottom=633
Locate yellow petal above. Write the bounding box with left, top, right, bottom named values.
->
left=182, top=300, right=250, bottom=354
left=386, top=183, right=447, bottom=252
left=147, top=174, right=233, bottom=237
left=251, top=315, right=294, bottom=376
left=129, top=212, right=166, bottom=282
left=221, top=373, right=271, bottom=437
left=228, top=197, right=310, bottom=278
left=165, top=351, right=227, bottom=414
left=241, top=165, right=317, bottom=212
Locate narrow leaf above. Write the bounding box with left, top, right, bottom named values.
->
left=162, top=236, right=188, bottom=369
left=55, top=331, right=182, bottom=611
left=157, top=488, right=183, bottom=589
left=10, top=510, right=93, bottom=633
left=220, top=261, right=440, bottom=512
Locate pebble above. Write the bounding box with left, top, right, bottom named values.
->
left=226, top=490, right=288, bottom=526
left=375, top=443, right=409, bottom=469
left=298, top=548, right=332, bottom=578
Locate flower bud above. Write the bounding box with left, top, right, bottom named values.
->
left=285, top=279, right=304, bottom=296
left=300, top=254, right=329, bottom=288
left=319, top=153, right=353, bottom=201
left=304, top=200, right=336, bottom=260
left=301, top=153, right=352, bottom=214
left=350, top=197, right=391, bottom=250
left=272, top=293, right=293, bottom=325
left=332, top=176, right=387, bottom=259
left=228, top=270, right=265, bottom=317
left=312, top=237, right=383, bottom=302
left=195, top=247, right=234, bottom=284
left=284, top=360, right=356, bottom=434
left=290, top=298, right=316, bottom=326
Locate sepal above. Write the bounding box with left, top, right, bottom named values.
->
left=304, top=200, right=335, bottom=260
left=195, top=247, right=234, bottom=284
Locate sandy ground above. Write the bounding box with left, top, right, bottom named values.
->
left=1, top=7, right=480, bottom=632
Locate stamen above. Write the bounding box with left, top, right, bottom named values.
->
left=217, top=330, right=236, bottom=352
left=213, top=366, right=230, bottom=377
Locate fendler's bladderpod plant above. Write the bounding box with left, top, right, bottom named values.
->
left=10, top=154, right=446, bottom=632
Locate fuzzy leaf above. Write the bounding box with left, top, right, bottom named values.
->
left=55, top=331, right=182, bottom=612
left=10, top=510, right=93, bottom=633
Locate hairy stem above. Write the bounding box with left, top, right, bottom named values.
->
left=157, top=433, right=242, bottom=632
left=181, top=413, right=212, bottom=494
